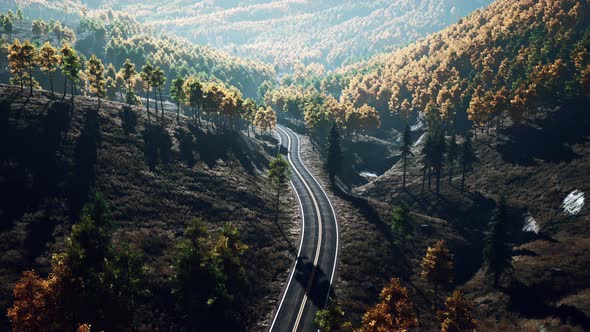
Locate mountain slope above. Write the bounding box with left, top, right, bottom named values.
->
left=0, top=85, right=298, bottom=330
left=355, top=98, right=590, bottom=329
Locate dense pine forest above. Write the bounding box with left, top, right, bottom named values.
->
left=0, top=0, right=589, bottom=331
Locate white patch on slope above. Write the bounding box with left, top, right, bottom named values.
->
left=523, top=213, right=540, bottom=234
left=413, top=132, right=427, bottom=147
left=561, top=190, right=585, bottom=215
left=360, top=171, right=378, bottom=179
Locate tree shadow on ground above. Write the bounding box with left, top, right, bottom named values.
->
left=293, top=255, right=335, bottom=309
left=498, top=98, right=590, bottom=166
left=192, top=128, right=267, bottom=174
left=68, top=108, right=100, bottom=218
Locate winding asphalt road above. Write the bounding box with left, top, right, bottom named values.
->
left=269, top=125, right=339, bottom=332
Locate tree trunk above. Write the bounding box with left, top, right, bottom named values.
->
left=448, top=165, right=453, bottom=185
left=176, top=102, right=180, bottom=123
left=461, top=164, right=467, bottom=193
left=29, top=66, right=33, bottom=95
left=428, top=167, right=432, bottom=192
left=421, top=166, right=426, bottom=193
left=146, top=83, right=150, bottom=116
left=159, top=88, right=164, bottom=124
left=436, top=168, right=441, bottom=194
left=433, top=284, right=438, bottom=313
left=402, top=155, right=407, bottom=189
left=49, top=75, right=54, bottom=96
left=275, top=187, right=281, bottom=224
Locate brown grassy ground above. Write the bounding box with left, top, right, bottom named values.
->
left=0, top=84, right=299, bottom=330
left=355, top=99, right=590, bottom=330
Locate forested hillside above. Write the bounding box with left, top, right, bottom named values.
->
left=8, top=0, right=491, bottom=71
left=262, top=0, right=589, bottom=142
left=0, top=2, right=276, bottom=98
left=1, top=0, right=590, bottom=330
left=0, top=83, right=295, bottom=330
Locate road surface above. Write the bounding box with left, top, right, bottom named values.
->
left=269, top=125, right=339, bottom=332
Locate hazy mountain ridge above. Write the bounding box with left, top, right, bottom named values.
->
left=17, top=0, right=491, bottom=71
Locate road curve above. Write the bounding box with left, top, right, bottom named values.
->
left=269, top=125, right=339, bottom=332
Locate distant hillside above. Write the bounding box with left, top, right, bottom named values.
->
left=0, top=85, right=297, bottom=330
left=335, top=0, right=589, bottom=132
left=0, top=2, right=276, bottom=98
left=10, top=0, right=491, bottom=71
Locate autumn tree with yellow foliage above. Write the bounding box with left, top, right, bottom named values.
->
left=440, top=291, right=478, bottom=332
left=421, top=240, right=454, bottom=312
left=358, top=278, right=418, bottom=332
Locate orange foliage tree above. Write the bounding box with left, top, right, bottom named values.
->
left=358, top=278, right=418, bottom=332
left=421, top=240, right=454, bottom=312
left=440, top=291, right=478, bottom=332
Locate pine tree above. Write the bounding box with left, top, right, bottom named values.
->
left=400, top=124, right=414, bottom=189
left=459, top=135, right=476, bottom=193
left=421, top=132, right=434, bottom=193
left=1, top=14, right=13, bottom=41
left=483, top=196, right=512, bottom=287
left=20, top=40, right=38, bottom=95
left=314, top=300, right=349, bottom=332
left=140, top=61, right=154, bottom=119
left=421, top=240, right=453, bottom=312
left=359, top=278, right=418, bottom=332
left=152, top=66, right=166, bottom=123
left=38, top=42, right=59, bottom=96
left=447, top=134, right=458, bottom=185
left=432, top=129, right=446, bottom=194
left=325, top=121, right=342, bottom=183
left=120, top=59, right=137, bottom=106
left=16, top=8, right=24, bottom=28
left=7, top=39, right=24, bottom=90
left=390, top=201, right=413, bottom=244
left=183, top=76, right=203, bottom=124
left=440, top=291, right=478, bottom=332
left=86, top=55, right=105, bottom=108
left=170, top=76, right=186, bottom=122
left=241, top=98, right=257, bottom=136
left=60, top=43, right=81, bottom=100
left=268, top=155, right=291, bottom=224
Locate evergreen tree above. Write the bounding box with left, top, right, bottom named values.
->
left=314, top=300, right=350, bottom=332
left=483, top=196, right=512, bottom=287
left=440, top=291, right=478, bottom=332
left=421, top=240, right=453, bottom=312
left=153, top=66, right=166, bottom=123
left=86, top=55, right=105, bottom=108
left=268, top=155, right=292, bottom=224
left=400, top=124, right=414, bottom=189
left=431, top=129, right=446, bottom=194
left=183, top=76, right=204, bottom=124
left=7, top=39, right=24, bottom=89
left=38, top=42, right=59, bottom=96
left=1, top=14, right=13, bottom=41
left=241, top=98, right=257, bottom=136
left=60, top=43, right=81, bottom=100
left=447, top=133, right=458, bottom=185
left=120, top=59, right=137, bottom=106
left=16, top=8, right=24, bottom=28
left=20, top=40, right=38, bottom=95
left=140, top=61, right=154, bottom=119
left=324, top=121, right=343, bottom=183
left=459, top=135, right=476, bottom=193
left=170, top=76, right=186, bottom=122
left=390, top=201, right=413, bottom=244
left=421, top=132, right=434, bottom=193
